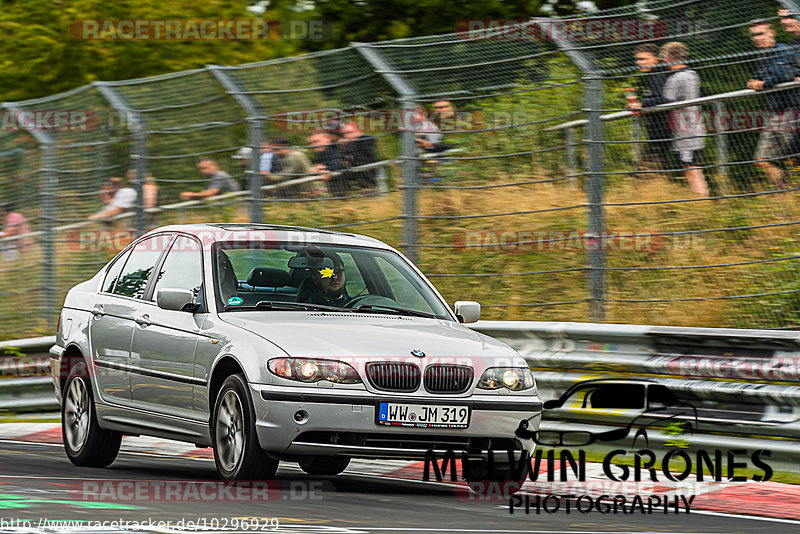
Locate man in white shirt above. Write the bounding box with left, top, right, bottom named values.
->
left=89, top=177, right=137, bottom=221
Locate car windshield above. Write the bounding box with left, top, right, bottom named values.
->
left=212, top=241, right=452, bottom=319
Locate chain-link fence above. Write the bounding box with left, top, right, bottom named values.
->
left=3, top=0, right=800, bottom=338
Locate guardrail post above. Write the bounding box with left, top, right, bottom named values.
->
left=207, top=65, right=264, bottom=224
left=94, top=83, right=147, bottom=236
left=352, top=43, right=420, bottom=264
left=585, top=77, right=607, bottom=321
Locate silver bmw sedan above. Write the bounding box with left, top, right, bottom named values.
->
left=50, top=223, right=541, bottom=483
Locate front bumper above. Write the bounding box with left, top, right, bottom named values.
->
left=250, top=384, right=541, bottom=459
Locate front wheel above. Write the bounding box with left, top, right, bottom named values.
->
left=463, top=457, right=528, bottom=496
left=298, top=456, right=350, bottom=476
left=62, top=361, right=122, bottom=467
left=212, top=374, right=278, bottom=480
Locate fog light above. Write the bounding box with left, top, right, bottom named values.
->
left=294, top=410, right=309, bottom=423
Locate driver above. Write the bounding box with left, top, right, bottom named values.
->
left=307, top=253, right=350, bottom=307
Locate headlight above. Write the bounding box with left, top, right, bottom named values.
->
left=267, top=358, right=361, bottom=384
left=477, top=367, right=535, bottom=392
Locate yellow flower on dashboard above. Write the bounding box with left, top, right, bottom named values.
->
left=319, top=267, right=335, bottom=278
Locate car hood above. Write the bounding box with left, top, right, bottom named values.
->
left=219, top=312, right=522, bottom=365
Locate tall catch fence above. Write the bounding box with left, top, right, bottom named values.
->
left=2, top=0, right=800, bottom=338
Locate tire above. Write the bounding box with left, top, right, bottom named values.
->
left=463, top=456, right=528, bottom=496
left=298, top=456, right=350, bottom=476
left=61, top=361, right=122, bottom=468
left=212, top=374, right=279, bottom=480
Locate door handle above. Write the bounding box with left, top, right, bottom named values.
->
left=91, top=305, right=104, bottom=318
left=135, top=314, right=151, bottom=327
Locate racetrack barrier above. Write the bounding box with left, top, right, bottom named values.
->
left=4, top=322, right=800, bottom=454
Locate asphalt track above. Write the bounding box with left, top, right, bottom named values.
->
left=0, top=439, right=797, bottom=534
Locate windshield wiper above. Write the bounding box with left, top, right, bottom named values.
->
left=223, top=302, right=319, bottom=312
left=350, top=304, right=436, bottom=318
left=254, top=301, right=345, bottom=312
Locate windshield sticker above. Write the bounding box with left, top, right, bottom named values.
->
left=319, top=267, right=335, bottom=278
left=227, top=296, right=243, bottom=306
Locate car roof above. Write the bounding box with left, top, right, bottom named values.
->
left=142, top=223, right=391, bottom=249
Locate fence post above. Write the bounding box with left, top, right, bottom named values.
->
left=585, top=77, right=607, bottom=321
left=207, top=66, right=264, bottom=224
left=566, top=127, right=579, bottom=189
left=94, top=83, right=146, bottom=236
left=1, top=105, right=56, bottom=329
left=352, top=43, right=420, bottom=264
left=537, top=18, right=606, bottom=321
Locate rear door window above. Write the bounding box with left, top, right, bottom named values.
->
left=113, top=234, right=173, bottom=300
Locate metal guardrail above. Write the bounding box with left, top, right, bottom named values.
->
left=472, top=321, right=800, bottom=440
left=0, top=336, right=57, bottom=413
left=3, top=322, right=800, bottom=448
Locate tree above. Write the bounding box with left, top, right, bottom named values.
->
left=0, top=0, right=297, bottom=102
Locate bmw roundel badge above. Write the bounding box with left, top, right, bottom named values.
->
left=410, top=349, right=426, bottom=358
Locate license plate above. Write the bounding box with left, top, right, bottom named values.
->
left=377, top=403, right=470, bottom=428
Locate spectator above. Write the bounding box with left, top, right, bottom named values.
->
left=626, top=43, right=673, bottom=169
left=778, top=8, right=800, bottom=158
left=89, top=176, right=137, bottom=221
left=260, top=140, right=282, bottom=177
left=0, top=202, right=32, bottom=261
left=270, top=137, right=315, bottom=198
left=125, top=168, right=158, bottom=209
left=308, top=130, right=344, bottom=194
left=660, top=41, right=709, bottom=197
left=779, top=8, right=800, bottom=55
left=339, top=121, right=378, bottom=191
left=412, top=106, right=444, bottom=153
left=232, top=147, right=258, bottom=191
left=122, top=169, right=159, bottom=228
left=429, top=100, right=458, bottom=152
left=180, top=158, right=240, bottom=201
left=747, top=19, right=799, bottom=187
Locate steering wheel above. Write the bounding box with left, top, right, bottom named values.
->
left=344, top=294, right=398, bottom=308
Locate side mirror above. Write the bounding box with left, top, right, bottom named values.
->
left=157, top=288, right=197, bottom=312
left=454, top=301, right=480, bottom=323
left=543, top=399, right=561, bottom=410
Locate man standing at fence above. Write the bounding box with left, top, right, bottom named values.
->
left=180, top=158, right=240, bottom=201
left=661, top=41, right=708, bottom=197
left=339, top=121, right=378, bottom=192
left=626, top=44, right=672, bottom=171
left=778, top=8, right=800, bottom=162
left=308, top=130, right=343, bottom=195
left=747, top=19, right=799, bottom=188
